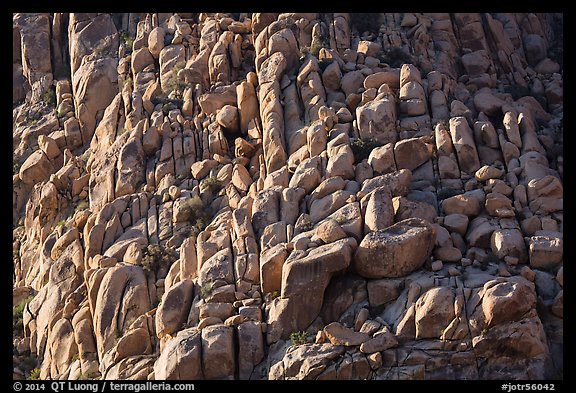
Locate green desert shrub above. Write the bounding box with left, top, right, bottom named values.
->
left=27, top=368, right=40, bottom=380
left=179, top=196, right=213, bottom=231
left=290, top=331, right=310, bottom=346
left=200, top=177, right=224, bottom=195
left=119, top=30, right=135, bottom=52
left=310, top=36, right=330, bottom=57
left=141, top=244, right=178, bottom=273
left=200, top=281, right=214, bottom=300
left=162, top=61, right=186, bottom=100
left=350, top=137, right=382, bottom=163
left=41, top=89, right=56, bottom=107
left=13, top=295, right=34, bottom=333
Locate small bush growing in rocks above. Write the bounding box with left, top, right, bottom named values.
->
left=141, top=244, right=177, bottom=273
left=27, top=368, right=40, bottom=380
left=290, top=331, right=310, bottom=346
left=179, top=196, right=213, bottom=231
left=13, top=295, right=34, bottom=333
left=378, top=47, right=413, bottom=68
left=350, top=138, right=382, bottom=163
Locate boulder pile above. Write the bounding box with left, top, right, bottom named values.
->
left=13, top=12, right=562, bottom=380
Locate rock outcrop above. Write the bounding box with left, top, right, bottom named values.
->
left=13, top=12, right=563, bottom=381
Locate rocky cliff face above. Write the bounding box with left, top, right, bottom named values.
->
left=13, top=12, right=563, bottom=380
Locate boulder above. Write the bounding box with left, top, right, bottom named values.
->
left=260, top=221, right=287, bottom=251
left=180, top=237, right=198, bottom=281
left=356, top=96, right=397, bottom=144
left=359, top=169, right=412, bottom=199
left=115, top=133, right=145, bottom=198
left=201, top=324, right=235, bottom=380
left=17, top=13, right=52, bottom=87
left=19, top=150, right=54, bottom=185
left=461, top=50, right=491, bottom=76
left=475, top=165, right=504, bottom=182
left=198, top=88, right=238, bottom=116
left=528, top=235, right=563, bottom=270
left=155, top=279, right=194, bottom=338
left=341, top=70, right=365, bottom=96
left=208, top=31, right=234, bottom=85
left=148, top=27, right=166, bottom=59
left=322, top=61, right=342, bottom=91
left=366, top=278, right=403, bottom=307
left=490, top=229, right=528, bottom=264
left=503, top=111, right=522, bottom=148
left=266, top=238, right=357, bottom=342
left=252, top=189, right=280, bottom=238
left=534, top=58, right=560, bottom=75
left=237, top=321, right=265, bottom=380
left=393, top=197, right=437, bottom=224
left=326, top=144, right=355, bottom=180
left=474, top=277, right=537, bottom=329
left=198, top=248, right=234, bottom=287
left=199, top=303, right=235, bottom=321
left=314, top=219, right=347, bottom=244
left=237, top=81, right=259, bottom=134
left=472, top=316, right=548, bottom=379
left=153, top=328, right=204, bottom=380
left=442, top=193, right=481, bottom=217
left=323, top=322, right=370, bottom=346
left=131, top=47, right=154, bottom=76
left=443, top=213, right=469, bottom=236
left=72, top=57, right=118, bottom=143
left=449, top=117, right=481, bottom=174
left=523, top=34, right=547, bottom=66
left=93, top=264, right=151, bottom=368
left=466, top=217, right=497, bottom=248
left=191, top=159, right=218, bottom=180
left=38, top=135, right=60, bottom=160
left=357, top=40, right=381, bottom=57
left=400, top=64, right=421, bottom=86
left=47, top=318, right=78, bottom=377
left=353, top=218, right=435, bottom=278
left=258, top=52, right=287, bottom=83
left=414, top=287, right=455, bottom=339
left=473, top=91, right=503, bottom=116
left=368, top=143, right=396, bottom=174
left=267, top=28, right=300, bottom=72
left=485, top=192, right=514, bottom=217
left=393, top=138, right=430, bottom=171
left=364, top=70, right=400, bottom=90
left=269, top=343, right=345, bottom=380
left=68, top=13, right=118, bottom=74
left=433, top=246, right=463, bottom=263
left=438, top=155, right=460, bottom=179
left=359, top=328, right=398, bottom=354
left=232, top=164, right=253, bottom=192
left=216, top=105, right=240, bottom=133
left=309, top=190, right=354, bottom=224
left=288, top=167, right=321, bottom=194
left=399, top=81, right=425, bottom=101
left=362, top=186, right=394, bottom=233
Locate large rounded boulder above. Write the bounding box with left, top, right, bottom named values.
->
left=353, top=218, right=436, bottom=278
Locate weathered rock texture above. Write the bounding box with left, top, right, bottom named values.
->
left=13, top=12, right=562, bottom=381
